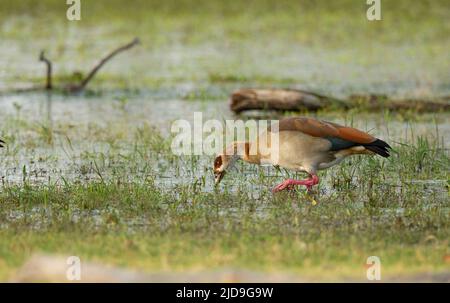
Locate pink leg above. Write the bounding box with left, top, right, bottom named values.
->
left=272, top=175, right=319, bottom=193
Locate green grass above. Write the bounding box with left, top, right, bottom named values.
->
left=0, top=162, right=448, bottom=281
left=0, top=0, right=449, bottom=96
left=0, top=107, right=448, bottom=281
left=0, top=0, right=448, bottom=281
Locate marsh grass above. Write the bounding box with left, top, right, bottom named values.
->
left=0, top=107, right=448, bottom=281
left=0, top=0, right=449, bottom=281
left=0, top=0, right=449, bottom=97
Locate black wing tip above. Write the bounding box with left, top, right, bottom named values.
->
left=365, top=139, right=391, bottom=158
left=375, top=138, right=391, bottom=149
left=0, top=138, right=5, bottom=147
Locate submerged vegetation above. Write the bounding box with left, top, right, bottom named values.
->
left=0, top=0, right=449, bottom=281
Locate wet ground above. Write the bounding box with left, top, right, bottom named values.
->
left=0, top=91, right=448, bottom=188
left=0, top=1, right=449, bottom=281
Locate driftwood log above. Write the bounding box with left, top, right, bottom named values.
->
left=230, top=88, right=450, bottom=114
left=230, top=88, right=348, bottom=113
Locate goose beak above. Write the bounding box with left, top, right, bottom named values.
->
left=214, top=171, right=225, bottom=185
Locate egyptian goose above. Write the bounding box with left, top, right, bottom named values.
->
left=213, top=117, right=391, bottom=192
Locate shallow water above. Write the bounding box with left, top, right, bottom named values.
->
left=0, top=91, right=448, bottom=193
left=1, top=2, right=449, bottom=193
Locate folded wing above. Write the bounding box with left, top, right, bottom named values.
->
left=277, top=117, right=391, bottom=157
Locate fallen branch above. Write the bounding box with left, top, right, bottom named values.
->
left=39, top=51, right=52, bottom=90
left=66, top=38, right=140, bottom=92
left=230, top=88, right=349, bottom=113
left=230, top=88, right=450, bottom=114
left=29, top=38, right=141, bottom=94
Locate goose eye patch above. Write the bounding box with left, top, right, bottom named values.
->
left=214, top=157, right=222, bottom=169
